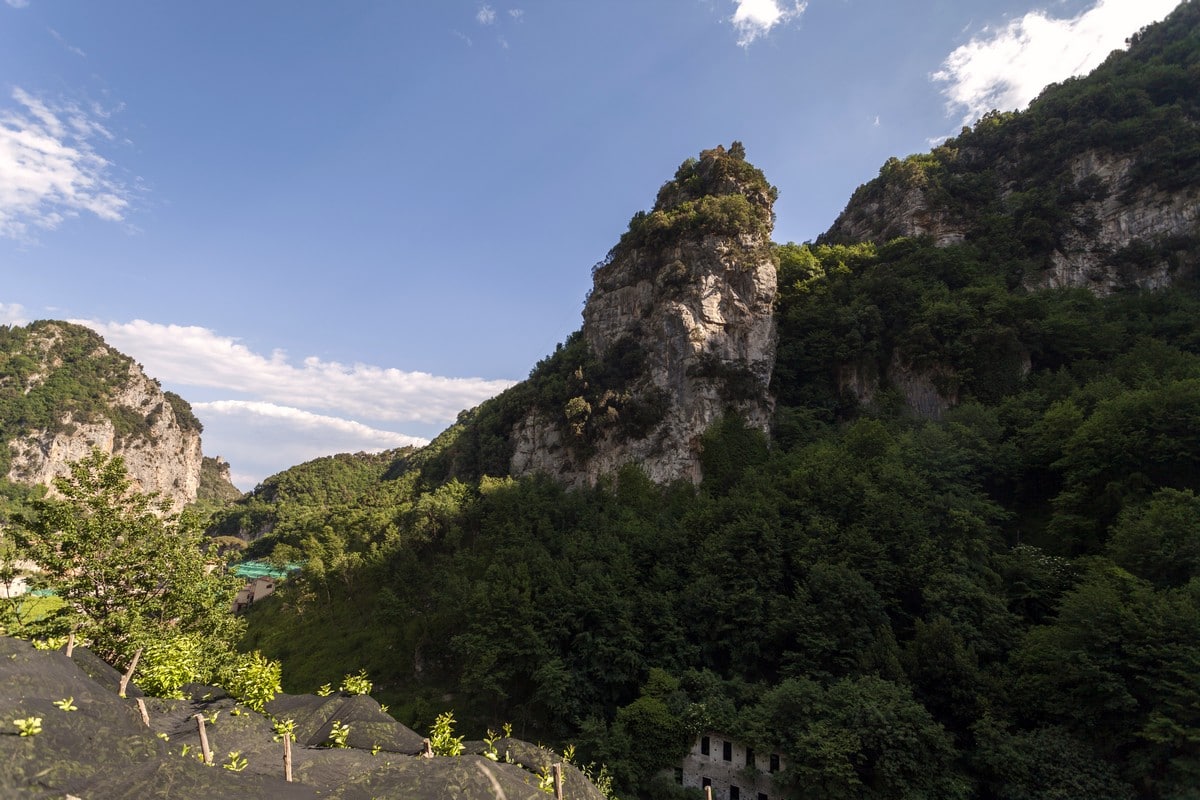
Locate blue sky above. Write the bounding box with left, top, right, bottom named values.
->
left=0, top=0, right=1184, bottom=489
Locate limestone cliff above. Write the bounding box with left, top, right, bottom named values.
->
left=824, top=147, right=1198, bottom=294
left=822, top=1, right=1199, bottom=294
left=1, top=321, right=205, bottom=508
left=510, top=143, right=778, bottom=485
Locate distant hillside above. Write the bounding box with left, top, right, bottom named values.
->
left=207, top=448, right=418, bottom=546
left=197, top=455, right=243, bottom=505
left=0, top=320, right=209, bottom=508
left=823, top=0, right=1198, bottom=293
left=231, top=7, right=1200, bottom=800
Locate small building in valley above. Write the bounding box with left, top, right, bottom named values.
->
left=232, top=575, right=277, bottom=613
left=672, top=732, right=785, bottom=800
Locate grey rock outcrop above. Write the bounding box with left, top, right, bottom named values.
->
left=1035, top=150, right=1199, bottom=292
left=3, top=321, right=204, bottom=508
left=823, top=147, right=1198, bottom=294
left=510, top=144, right=778, bottom=485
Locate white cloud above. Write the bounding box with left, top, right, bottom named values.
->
left=730, top=0, right=807, bottom=47
left=192, top=401, right=428, bottom=489
left=80, top=318, right=515, bottom=425
left=0, top=303, right=28, bottom=325
left=194, top=400, right=429, bottom=447
left=934, top=0, right=1183, bottom=125
left=476, top=4, right=496, bottom=25
left=49, top=28, right=87, bottom=58
left=57, top=317, right=516, bottom=489
left=508, top=9, right=524, bottom=20
left=5, top=0, right=30, bottom=8
left=0, top=88, right=128, bottom=239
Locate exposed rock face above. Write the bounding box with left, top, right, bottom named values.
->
left=837, top=354, right=958, bottom=420
left=3, top=322, right=204, bottom=508
left=510, top=144, right=778, bottom=485
left=824, top=147, right=1198, bottom=294
left=826, top=178, right=967, bottom=248
left=1035, top=151, right=1199, bottom=292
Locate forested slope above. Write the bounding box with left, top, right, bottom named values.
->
left=230, top=5, right=1200, bottom=798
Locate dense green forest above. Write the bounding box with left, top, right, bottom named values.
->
left=227, top=6, right=1200, bottom=798
left=2, top=3, right=1197, bottom=799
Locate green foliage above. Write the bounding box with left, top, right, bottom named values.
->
left=0, top=322, right=211, bottom=478
left=429, top=711, right=464, bottom=756
left=339, top=668, right=373, bottom=696
left=163, top=391, right=203, bottom=434
left=53, top=697, right=77, bottom=712
left=13, top=716, right=42, bottom=736
left=195, top=456, right=242, bottom=506
left=213, top=11, right=1200, bottom=798
left=221, top=751, right=248, bottom=772
left=9, top=449, right=244, bottom=672
left=272, top=717, right=296, bottom=742
left=828, top=0, right=1200, bottom=283
left=138, top=634, right=209, bottom=698
left=326, top=720, right=351, bottom=748
left=220, top=650, right=282, bottom=712
left=1106, top=489, right=1200, bottom=588
left=608, top=142, right=776, bottom=265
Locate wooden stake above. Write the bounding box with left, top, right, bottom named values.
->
left=283, top=735, right=293, bottom=782
left=193, top=714, right=213, bottom=765
left=135, top=698, right=150, bottom=727
left=553, top=762, right=564, bottom=800
left=118, top=647, right=142, bottom=698
left=705, top=786, right=713, bottom=800
left=65, top=630, right=76, bottom=658
left=422, top=738, right=433, bottom=758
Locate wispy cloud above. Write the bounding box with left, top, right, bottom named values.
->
left=0, top=303, right=28, bottom=325
left=80, top=318, right=515, bottom=425
left=4, top=0, right=30, bottom=9
left=476, top=4, right=496, bottom=25
left=933, top=0, right=1183, bottom=125
left=192, top=401, right=429, bottom=489
left=508, top=9, right=524, bottom=20
left=730, top=0, right=807, bottom=47
left=0, top=88, right=129, bottom=240
left=49, top=28, right=87, bottom=58
left=65, top=317, right=515, bottom=487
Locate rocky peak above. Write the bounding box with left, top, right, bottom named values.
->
left=1, top=321, right=206, bottom=509
left=510, top=144, right=778, bottom=485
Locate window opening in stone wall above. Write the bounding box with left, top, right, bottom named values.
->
left=769, top=753, right=780, bottom=773
left=723, top=740, right=732, bottom=761
left=758, top=794, right=769, bottom=800
left=674, top=767, right=683, bottom=784
left=702, top=777, right=712, bottom=788
left=746, top=747, right=755, bottom=768
left=731, top=786, right=741, bottom=800
left=701, top=736, right=710, bottom=756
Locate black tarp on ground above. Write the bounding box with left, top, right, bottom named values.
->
left=265, top=691, right=427, bottom=753
left=1, top=636, right=605, bottom=799
left=471, top=738, right=610, bottom=800
left=0, top=637, right=313, bottom=799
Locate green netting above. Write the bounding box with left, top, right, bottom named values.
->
left=232, top=559, right=301, bottom=580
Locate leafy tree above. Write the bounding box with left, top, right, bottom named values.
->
left=1107, top=488, right=1200, bottom=588
left=11, top=449, right=243, bottom=669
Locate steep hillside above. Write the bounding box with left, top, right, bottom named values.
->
left=207, top=448, right=418, bottom=547
left=421, top=143, right=777, bottom=488
left=0, top=320, right=208, bottom=508
left=220, top=7, right=1200, bottom=800
left=823, top=0, right=1199, bottom=293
